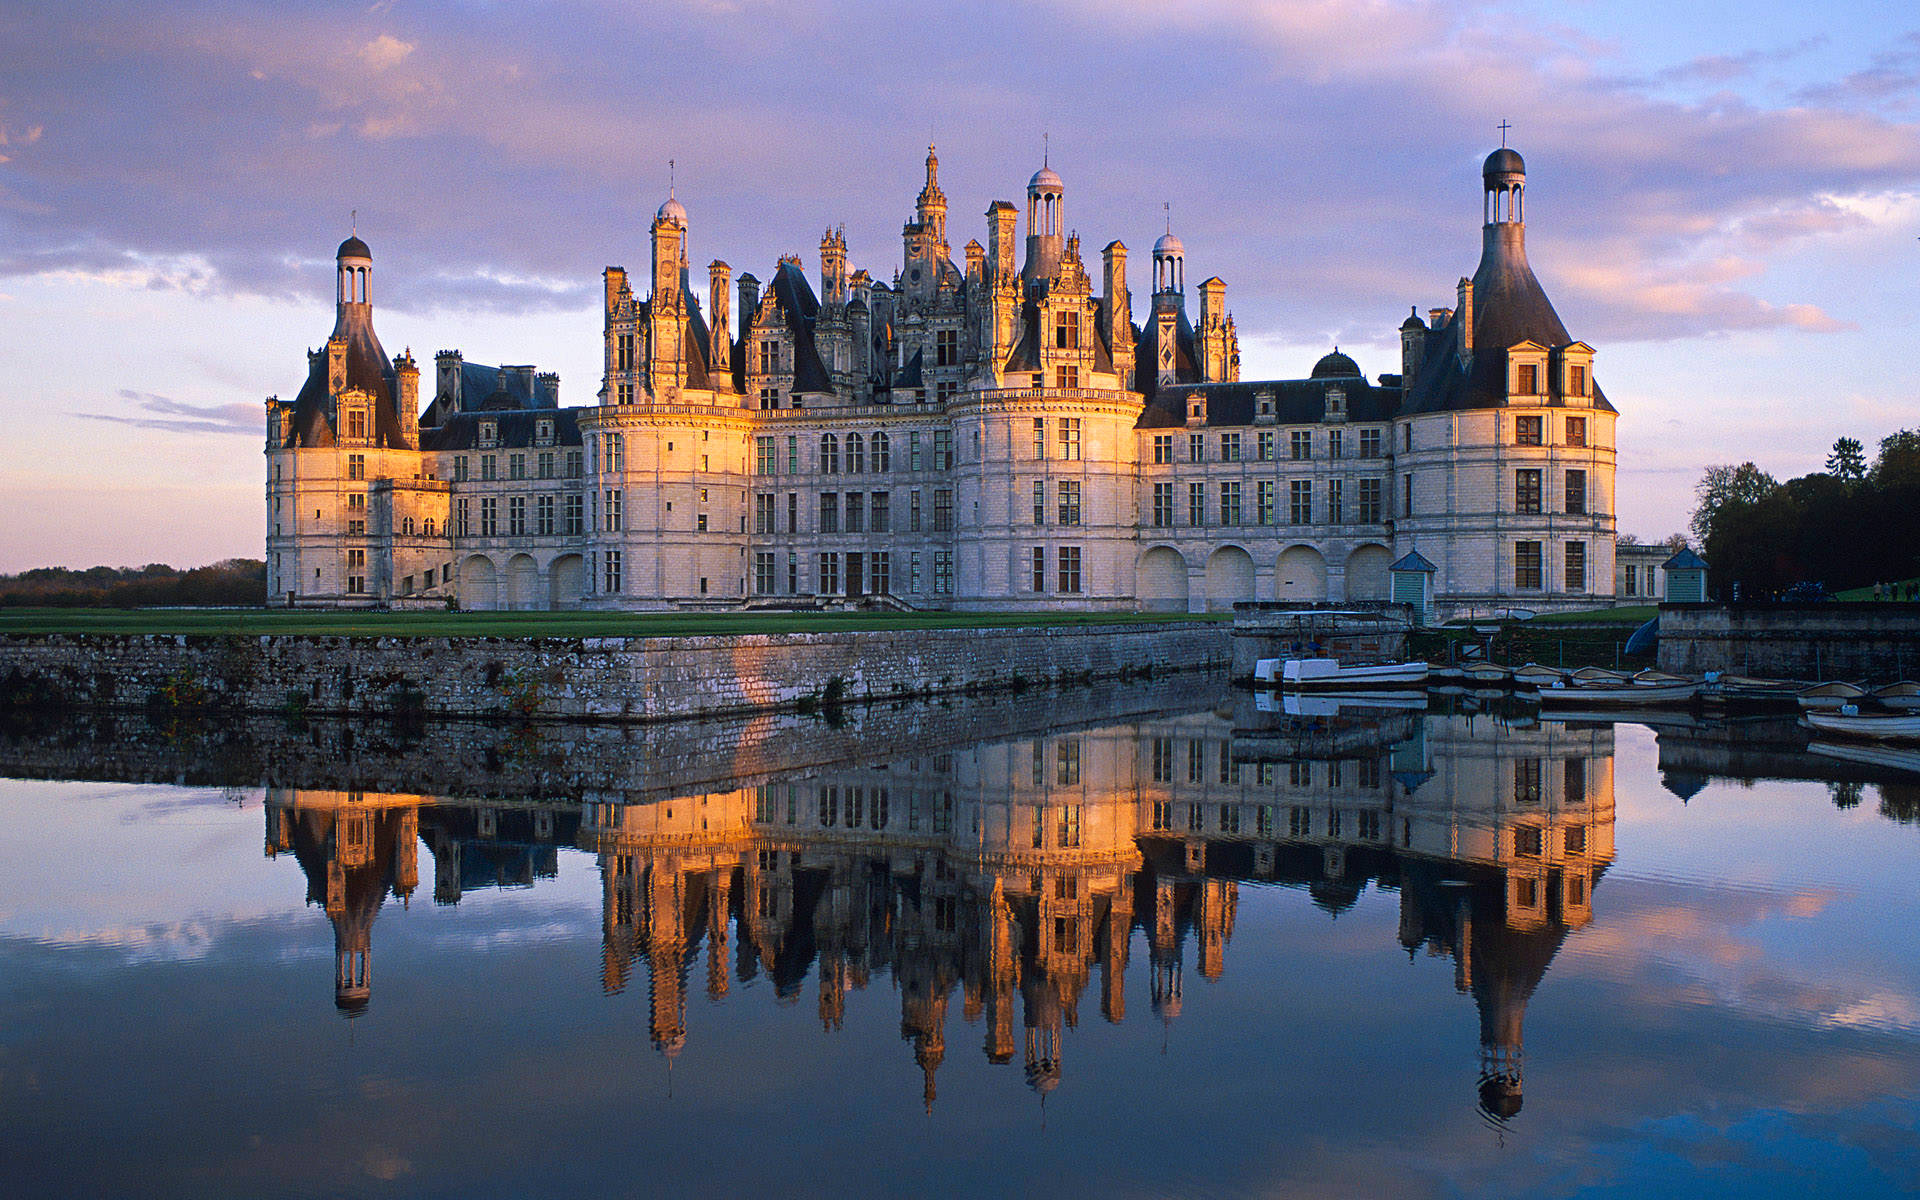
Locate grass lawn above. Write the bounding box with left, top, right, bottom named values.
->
left=0, top=606, right=1228, bottom=639
left=1834, top=577, right=1920, bottom=601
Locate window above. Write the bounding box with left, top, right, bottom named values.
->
left=1189, top=432, right=1205, bottom=463
left=1054, top=365, right=1080, bottom=389
left=1052, top=549, right=1082, bottom=595
left=535, top=419, right=554, bottom=445
left=1566, top=469, right=1587, bottom=515
left=1327, top=478, right=1344, bottom=523
left=604, top=489, right=622, bottom=532
left=755, top=493, right=775, bottom=534
left=820, top=434, right=839, bottom=474
left=1031, top=547, right=1046, bottom=592
left=1256, top=480, right=1275, bottom=525
left=754, top=552, right=776, bottom=595
left=1151, top=738, right=1175, bottom=783
left=1188, top=481, right=1207, bottom=526
left=756, top=436, right=776, bottom=475
left=1402, top=473, right=1413, bottom=516
left=1153, top=482, right=1175, bottom=527
left=509, top=453, right=526, bottom=481
left=927, top=429, right=951, bottom=469
left=1404, top=425, right=1412, bottom=451
left=759, top=340, right=778, bottom=374
left=1569, top=364, right=1588, bottom=398
left=1033, top=480, right=1046, bottom=525
left=603, top=549, right=622, bottom=593
left=1257, top=430, right=1275, bottom=462
left=346, top=409, right=366, bottom=440
left=1516, top=540, right=1543, bottom=589
left=847, top=433, right=865, bottom=474
left=871, top=433, right=890, bottom=472
left=932, top=488, right=953, bottom=531
left=480, top=497, right=498, bottom=536
left=347, top=454, right=365, bottom=481
left=1219, top=805, right=1241, bottom=834
left=1054, top=311, right=1081, bottom=349
left=1516, top=415, right=1543, bottom=445
left=1328, top=430, right=1343, bottom=459
left=1058, top=480, right=1081, bottom=526
left=538, top=451, right=555, bottom=479
left=1221, top=432, right=1241, bottom=462
left=844, top=492, right=863, bottom=533
left=908, top=431, right=923, bottom=472
left=564, top=494, right=583, bottom=535
left=785, top=435, right=799, bottom=474
left=1290, top=431, right=1312, bottom=460
left=789, top=552, right=800, bottom=594
left=1624, top=564, right=1639, bottom=596
left=909, top=551, right=922, bottom=594
left=1565, top=759, right=1587, bottom=806
left=1358, top=478, right=1382, bottom=523
left=1359, top=428, right=1382, bottom=458
left=1566, top=415, right=1587, bottom=447
left=819, top=493, right=839, bottom=533
left=1515, top=826, right=1544, bottom=857
left=937, top=328, right=959, bottom=366
left=1219, top=481, right=1242, bottom=525
left=537, top=495, right=555, bottom=536
left=1289, top=480, right=1312, bottom=525
left=453, top=456, right=469, bottom=482
left=1153, top=434, right=1174, bottom=464
left=1516, top=363, right=1539, bottom=395
left=932, top=550, right=954, bottom=595
left=1358, top=811, right=1381, bottom=841
left=479, top=421, right=498, bottom=447
left=508, top=496, right=526, bottom=536
left=1516, top=469, right=1543, bottom=514
left=567, top=451, right=583, bottom=479
left=1033, top=418, right=1047, bottom=458
left=871, top=551, right=890, bottom=594
left=818, top=553, right=840, bottom=595
left=1058, top=418, right=1081, bottom=461
left=616, top=332, right=633, bottom=371
left=870, top=491, right=889, bottom=532
left=481, top=455, right=496, bottom=481
left=909, top=490, right=922, bottom=531
left=1566, top=540, right=1588, bottom=591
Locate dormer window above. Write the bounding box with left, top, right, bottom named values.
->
left=1516, top=364, right=1538, bottom=394
left=479, top=420, right=498, bottom=447
left=1256, top=391, right=1275, bottom=421
left=535, top=418, right=554, bottom=445
left=1568, top=365, right=1586, bottom=397
left=1325, top=387, right=1347, bottom=420
left=1187, top=394, right=1205, bottom=424
left=345, top=408, right=367, bottom=441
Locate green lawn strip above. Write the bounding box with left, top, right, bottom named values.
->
left=0, top=607, right=1228, bottom=638
left=1833, top=576, right=1920, bottom=601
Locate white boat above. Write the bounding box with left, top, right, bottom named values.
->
left=1537, top=678, right=1699, bottom=706
left=1870, top=681, right=1920, bottom=712
left=1797, top=681, right=1869, bottom=712
left=1255, top=657, right=1429, bottom=688
left=1511, top=663, right=1567, bottom=688
left=1803, top=709, right=1920, bottom=742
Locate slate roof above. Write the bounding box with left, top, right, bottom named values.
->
left=1662, top=547, right=1709, bottom=571
left=420, top=406, right=583, bottom=452
left=284, top=309, right=400, bottom=449
left=1137, top=373, right=1399, bottom=429
left=1133, top=305, right=1200, bottom=412
left=769, top=259, right=835, bottom=395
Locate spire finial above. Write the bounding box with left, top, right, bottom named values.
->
left=351, top=208, right=357, bottom=236
left=668, top=158, right=675, bottom=197
left=1497, top=119, right=1511, bottom=147
left=1043, top=132, right=1049, bottom=168
left=1164, top=201, right=1170, bottom=235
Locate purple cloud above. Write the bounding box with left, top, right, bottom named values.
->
left=76, top=390, right=260, bottom=436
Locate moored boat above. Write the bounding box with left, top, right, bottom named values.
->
left=1870, top=681, right=1920, bottom=712
left=1803, top=709, right=1920, bottom=742
left=1253, top=657, right=1429, bottom=688
left=1797, top=681, right=1870, bottom=712
left=1536, top=676, right=1699, bottom=706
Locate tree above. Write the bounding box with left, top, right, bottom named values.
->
left=1872, top=429, right=1920, bottom=490
left=1690, top=462, right=1778, bottom=547
left=1826, top=437, right=1866, bottom=481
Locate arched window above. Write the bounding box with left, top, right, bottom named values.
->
left=820, top=433, right=839, bottom=474
left=424, top=517, right=436, bottom=537
left=847, top=432, right=864, bottom=474
left=871, top=432, right=890, bottom=472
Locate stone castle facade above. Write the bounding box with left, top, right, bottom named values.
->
left=266, top=144, right=1617, bottom=617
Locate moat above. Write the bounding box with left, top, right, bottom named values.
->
left=2, top=680, right=1916, bottom=1198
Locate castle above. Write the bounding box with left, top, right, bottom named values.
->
left=266, top=144, right=1616, bottom=617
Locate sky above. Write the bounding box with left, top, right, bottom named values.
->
left=1, top=0, right=1917, bottom=571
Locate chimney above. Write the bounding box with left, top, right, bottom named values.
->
left=394, top=351, right=419, bottom=447
left=1456, top=278, right=1474, bottom=355
left=709, top=260, right=732, bottom=381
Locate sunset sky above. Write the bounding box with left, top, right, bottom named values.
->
left=2, top=0, right=1917, bottom=571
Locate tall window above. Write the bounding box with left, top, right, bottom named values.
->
left=1565, top=540, right=1587, bottom=591
left=481, top=455, right=496, bottom=481
left=509, top=453, right=526, bottom=480
left=604, top=490, right=622, bottom=532
left=818, top=553, right=840, bottom=595
left=1033, top=480, right=1046, bottom=525
left=347, top=454, right=366, bottom=481
left=603, top=549, right=622, bottom=594
left=1516, top=415, right=1543, bottom=445
left=480, top=497, right=498, bottom=536
left=1188, top=481, right=1207, bottom=526
left=819, top=493, right=839, bottom=533
left=871, top=432, right=890, bottom=472
left=1033, top=418, right=1047, bottom=458
left=933, top=488, right=953, bottom=531
left=564, top=494, right=583, bottom=535
left=755, top=493, right=775, bottom=534
left=1221, top=432, right=1241, bottom=462
left=937, top=328, right=959, bottom=366
left=1328, top=430, right=1343, bottom=459
left=1568, top=364, right=1588, bottom=397
left=908, top=431, right=923, bottom=472
left=845, top=492, right=864, bottom=533
left=1030, top=547, right=1046, bottom=592
left=932, top=430, right=953, bottom=469
left=1152, top=482, right=1174, bottom=527
left=1566, top=416, right=1588, bottom=447
left=1054, top=311, right=1080, bottom=349
left=1290, top=431, right=1312, bottom=460
left=932, top=550, right=954, bottom=595
left=1516, top=540, right=1544, bottom=589
left=1516, top=363, right=1539, bottom=394
left=1054, top=365, right=1080, bottom=389
left=820, top=434, right=839, bottom=474
left=508, top=496, right=526, bottom=536
left=1516, top=469, right=1543, bottom=514
left=537, top=495, right=555, bottom=536
left=1057, top=480, right=1081, bottom=526
left=453, top=456, right=469, bottom=482
left=1359, top=428, right=1382, bottom=458
left=346, top=410, right=366, bottom=440
left=1153, top=434, right=1174, bottom=464
left=1327, top=478, right=1343, bottom=523
left=1566, top=469, right=1588, bottom=515
left=1219, top=481, right=1242, bottom=525
left=1289, top=480, right=1312, bottom=524
left=756, top=436, right=776, bottom=475
left=1058, top=418, right=1081, bottom=461
left=1057, top=546, right=1082, bottom=594
left=1359, top=478, right=1382, bottom=523
left=870, top=491, right=889, bottom=532
left=786, top=435, right=799, bottom=473
left=538, top=451, right=555, bottom=479
left=1256, top=479, right=1274, bottom=525
left=1189, top=432, right=1205, bottom=463
left=848, top=433, right=865, bottom=474
left=1402, top=473, right=1413, bottom=517
left=754, top=552, right=776, bottom=595
left=872, top=552, right=890, bottom=595
left=1258, top=430, right=1275, bottom=461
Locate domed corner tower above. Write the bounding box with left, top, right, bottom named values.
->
left=1394, top=144, right=1617, bottom=622
left=266, top=232, right=430, bottom=608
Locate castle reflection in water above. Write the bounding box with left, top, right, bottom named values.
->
left=263, top=701, right=1613, bottom=1123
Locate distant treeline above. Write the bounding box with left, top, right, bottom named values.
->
left=0, top=560, right=267, bottom=608
left=1692, top=431, right=1920, bottom=598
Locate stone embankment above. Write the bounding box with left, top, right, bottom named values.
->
left=0, top=624, right=1230, bottom=723
left=1657, top=603, right=1920, bottom=681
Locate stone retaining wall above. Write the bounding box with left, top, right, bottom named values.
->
left=0, top=623, right=1230, bottom=723
left=1657, top=603, right=1920, bottom=681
